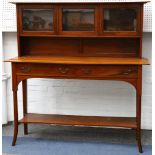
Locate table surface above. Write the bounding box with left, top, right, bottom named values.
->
left=5, top=56, right=149, bottom=65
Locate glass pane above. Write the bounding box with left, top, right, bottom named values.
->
left=103, top=9, right=137, bottom=32
left=23, top=9, right=53, bottom=31
left=62, top=9, right=95, bottom=31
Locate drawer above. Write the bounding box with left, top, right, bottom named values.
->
left=15, top=63, right=138, bottom=78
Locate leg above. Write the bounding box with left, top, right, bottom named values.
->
left=135, top=129, right=137, bottom=140
left=136, top=93, right=143, bottom=153
left=22, top=80, right=28, bottom=135
left=136, top=128, right=142, bottom=153
left=12, top=90, right=18, bottom=146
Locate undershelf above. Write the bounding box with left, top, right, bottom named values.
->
left=19, top=113, right=137, bottom=129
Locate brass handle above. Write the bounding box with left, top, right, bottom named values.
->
left=122, top=72, right=129, bottom=75
left=58, top=67, right=69, bottom=74
left=82, top=68, right=92, bottom=75
left=20, top=66, right=31, bottom=73
left=122, top=69, right=133, bottom=75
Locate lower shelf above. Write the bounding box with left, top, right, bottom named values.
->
left=19, top=113, right=137, bottom=129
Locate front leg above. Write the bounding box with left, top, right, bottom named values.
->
left=12, top=90, right=18, bottom=146
left=22, top=80, right=28, bottom=135
left=12, top=63, right=19, bottom=146
left=136, top=93, right=143, bottom=153
left=136, top=66, right=143, bottom=153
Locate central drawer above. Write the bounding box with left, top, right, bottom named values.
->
left=15, top=63, right=138, bottom=79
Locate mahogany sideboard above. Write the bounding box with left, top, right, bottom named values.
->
left=6, top=1, right=150, bottom=153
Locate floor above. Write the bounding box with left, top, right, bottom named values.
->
left=2, top=123, right=152, bottom=155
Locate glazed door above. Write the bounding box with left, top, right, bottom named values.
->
left=101, top=4, right=141, bottom=36
left=19, top=4, right=57, bottom=36
left=59, top=5, right=98, bottom=36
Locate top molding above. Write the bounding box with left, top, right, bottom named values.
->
left=9, top=0, right=151, bottom=4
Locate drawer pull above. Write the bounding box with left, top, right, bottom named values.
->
left=58, top=67, right=69, bottom=74
left=123, top=72, right=129, bottom=75
left=82, top=68, right=92, bottom=75
left=127, top=69, right=132, bottom=72
left=122, top=69, right=134, bottom=75
left=20, top=67, right=31, bottom=73
left=109, top=68, right=135, bottom=76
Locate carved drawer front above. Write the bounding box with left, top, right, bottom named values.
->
left=16, top=63, right=137, bottom=78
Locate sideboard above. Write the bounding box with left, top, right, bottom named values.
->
left=6, top=1, right=150, bottom=153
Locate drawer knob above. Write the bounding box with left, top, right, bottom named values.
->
left=58, top=67, right=69, bottom=74
left=20, top=67, right=31, bottom=73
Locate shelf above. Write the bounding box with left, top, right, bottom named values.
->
left=19, top=113, right=137, bottom=129
left=5, top=56, right=149, bottom=65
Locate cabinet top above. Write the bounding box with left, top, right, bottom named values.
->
left=10, top=0, right=150, bottom=4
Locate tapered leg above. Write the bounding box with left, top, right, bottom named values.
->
left=12, top=90, right=18, bottom=146
left=135, top=129, right=137, bottom=140
left=22, top=80, right=28, bottom=135
left=136, top=93, right=143, bottom=153
left=136, top=128, right=143, bottom=153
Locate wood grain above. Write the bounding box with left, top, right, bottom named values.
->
left=5, top=56, right=149, bottom=65
left=20, top=37, right=139, bottom=57
left=15, top=63, right=138, bottom=79
left=19, top=113, right=137, bottom=129
left=10, top=1, right=150, bottom=4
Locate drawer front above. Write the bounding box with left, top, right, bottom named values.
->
left=16, top=63, right=138, bottom=78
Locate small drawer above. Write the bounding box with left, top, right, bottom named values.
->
left=77, top=66, right=137, bottom=78
left=15, top=63, right=138, bottom=79
left=16, top=64, right=75, bottom=76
